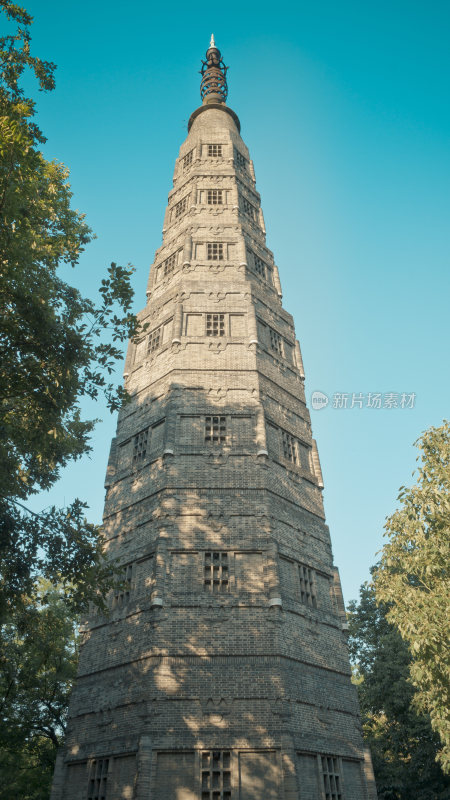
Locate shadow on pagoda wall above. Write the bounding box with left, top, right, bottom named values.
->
left=67, top=384, right=360, bottom=779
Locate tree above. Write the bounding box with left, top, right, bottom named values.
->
left=0, top=580, right=79, bottom=800
left=0, top=0, right=141, bottom=616
left=375, top=421, right=450, bottom=772
left=0, top=1, right=141, bottom=789
left=348, top=581, right=450, bottom=800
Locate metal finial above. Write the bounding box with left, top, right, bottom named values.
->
left=200, top=37, right=228, bottom=104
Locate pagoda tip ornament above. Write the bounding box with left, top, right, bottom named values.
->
left=200, top=35, right=228, bottom=104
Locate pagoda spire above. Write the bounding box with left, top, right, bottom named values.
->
left=200, top=34, right=228, bottom=104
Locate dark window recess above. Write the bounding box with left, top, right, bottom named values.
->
left=204, top=552, right=229, bottom=593
left=162, top=252, right=177, bottom=276
left=207, top=242, right=224, bottom=260
left=133, top=429, right=149, bottom=463
left=269, top=327, right=283, bottom=357
left=147, top=327, right=161, bottom=354
left=321, top=756, right=342, bottom=800
left=235, top=150, right=248, bottom=170
left=282, top=431, right=297, bottom=464
left=113, top=564, right=133, bottom=607
left=207, top=144, right=223, bottom=157
left=201, top=751, right=231, bottom=800
left=299, top=565, right=317, bottom=607
left=87, top=759, right=109, bottom=800
left=206, top=313, right=225, bottom=336
left=207, top=189, right=223, bottom=205
left=254, top=254, right=266, bottom=278
left=205, top=416, right=227, bottom=444
left=183, top=150, right=193, bottom=168
left=174, top=195, right=189, bottom=218
left=242, top=197, right=257, bottom=220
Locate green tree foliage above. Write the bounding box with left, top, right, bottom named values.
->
left=0, top=0, right=141, bottom=616
left=0, top=1, right=141, bottom=790
left=348, top=582, right=450, bottom=799
left=375, top=422, right=450, bottom=772
left=0, top=580, right=79, bottom=800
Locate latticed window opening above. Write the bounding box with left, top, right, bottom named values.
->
left=321, top=756, right=342, bottom=800
left=204, top=552, right=229, bottom=592
left=201, top=751, right=231, bottom=799
left=133, top=428, right=149, bottom=464
left=207, top=189, right=223, bottom=205
left=206, top=314, right=225, bottom=337
left=207, top=242, right=224, bottom=260
left=183, top=149, right=193, bottom=168
left=269, top=327, right=283, bottom=356
left=235, top=149, right=248, bottom=170
left=299, top=565, right=317, bottom=608
left=205, top=416, right=227, bottom=444
left=242, top=197, right=257, bottom=220
left=147, top=327, right=161, bottom=354
left=282, top=431, right=298, bottom=464
left=207, top=144, right=223, bottom=157
left=113, top=564, right=133, bottom=607
left=87, top=758, right=109, bottom=800
left=174, top=195, right=189, bottom=218
left=162, top=252, right=177, bottom=276
left=254, top=254, right=266, bottom=278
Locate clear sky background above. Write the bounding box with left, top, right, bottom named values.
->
left=22, top=0, right=449, bottom=606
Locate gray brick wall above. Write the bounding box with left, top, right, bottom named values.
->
left=51, top=97, right=376, bottom=800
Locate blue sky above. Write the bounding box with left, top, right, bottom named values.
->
left=22, top=0, right=450, bottom=604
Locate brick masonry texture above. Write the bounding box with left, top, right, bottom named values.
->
left=51, top=96, right=377, bottom=800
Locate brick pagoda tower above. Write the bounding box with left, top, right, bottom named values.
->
left=52, top=37, right=377, bottom=800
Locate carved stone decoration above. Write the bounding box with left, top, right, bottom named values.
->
left=206, top=510, right=228, bottom=531
left=97, top=707, right=115, bottom=730
left=272, top=697, right=292, bottom=722
left=208, top=263, right=226, bottom=274
left=110, top=624, right=121, bottom=640
left=266, top=608, right=285, bottom=627
left=208, top=340, right=224, bottom=354
left=204, top=606, right=230, bottom=624
left=207, top=387, right=227, bottom=401
left=203, top=450, right=229, bottom=469
left=201, top=697, right=230, bottom=726
left=176, top=291, right=189, bottom=304
left=316, top=705, right=332, bottom=728
left=137, top=698, right=163, bottom=728
left=305, top=616, right=320, bottom=637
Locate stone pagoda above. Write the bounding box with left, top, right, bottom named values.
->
left=52, top=37, right=377, bottom=800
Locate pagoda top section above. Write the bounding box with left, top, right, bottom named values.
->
left=200, top=34, right=229, bottom=104
left=188, top=36, right=240, bottom=133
